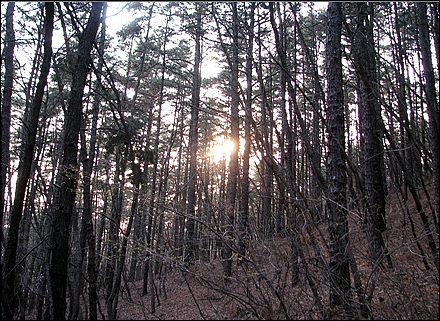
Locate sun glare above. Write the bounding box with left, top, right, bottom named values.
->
left=208, top=136, right=235, bottom=163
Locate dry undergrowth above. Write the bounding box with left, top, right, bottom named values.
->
left=26, top=181, right=439, bottom=320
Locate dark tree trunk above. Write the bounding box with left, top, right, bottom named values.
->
left=255, top=25, right=273, bottom=240
left=416, top=2, right=439, bottom=241
left=353, top=2, right=392, bottom=269
left=107, top=162, right=139, bottom=319
left=269, top=2, right=301, bottom=286
left=2, top=4, right=53, bottom=319
left=222, top=2, right=240, bottom=285
left=78, top=4, right=106, bottom=317
left=127, top=3, right=155, bottom=282
left=185, top=2, right=203, bottom=265
left=105, top=146, right=125, bottom=316
left=49, top=3, right=102, bottom=319
left=238, top=2, right=255, bottom=260
left=326, top=1, right=352, bottom=311
left=1, top=2, right=15, bottom=231
left=79, top=4, right=107, bottom=318
left=142, top=14, right=170, bottom=296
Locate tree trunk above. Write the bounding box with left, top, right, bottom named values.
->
left=185, top=2, right=203, bottom=265
left=354, top=2, right=392, bottom=269
left=142, top=14, right=170, bottom=295
left=238, top=2, right=255, bottom=260
left=105, top=146, right=125, bottom=316
left=107, top=162, right=139, bottom=319
left=2, top=4, right=53, bottom=319
left=269, top=2, right=301, bottom=285
left=416, top=2, right=439, bottom=241
left=78, top=4, right=106, bottom=319
left=222, top=2, right=240, bottom=285
left=326, top=1, right=353, bottom=311
left=255, top=23, right=274, bottom=240
left=1, top=1, right=15, bottom=231
left=49, top=3, right=102, bottom=319
left=127, top=3, right=155, bottom=282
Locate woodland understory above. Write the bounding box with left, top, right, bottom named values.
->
left=1, top=2, right=439, bottom=320
left=23, top=179, right=439, bottom=320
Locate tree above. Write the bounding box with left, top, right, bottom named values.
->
left=49, top=3, right=102, bottom=319
left=416, top=2, right=439, bottom=242
left=325, top=1, right=352, bottom=312
left=2, top=2, right=439, bottom=320
left=1, top=2, right=15, bottom=232
left=2, top=3, right=54, bottom=319
left=237, top=2, right=255, bottom=260
left=353, top=2, right=392, bottom=269
left=78, top=5, right=107, bottom=319
left=127, top=2, right=156, bottom=283
left=185, top=2, right=203, bottom=265
left=221, top=2, right=240, bottom=285
left=269, top=2, right=300, bottom=285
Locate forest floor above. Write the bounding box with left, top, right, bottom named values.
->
left=27, top=180, right=439, bottom=320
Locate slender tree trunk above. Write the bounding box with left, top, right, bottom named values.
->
left=416, top=2, right=439, bottom=240
left=2, top=4, right=53, bottom=319
left=17, top=149, right=42, bottom=319
left=433, top=3, right=440, bottom=81
left=107, top=162, right=139, bottom=319
left=127, top=3, right=155, bottom=282
left=68, top=203, right=82, bottom=320
left=1, top=2, right=15, bottom=232
left=222, top=2, right=240, bottom=285
left=186, top=2, right=203, bottom=265
left=269, top=2, right=301, bottom=285
left=105, top=147, right=125, bottom=314
left=142, top=15, right=170, bottom=295
left=255, top=23, right=273, bottom=240
left=49, top=4, right=102, bottom=319
left=326, top=2, right=353, bottom=312
left=238, top=2, right=255, bottom=260
left=78, top=4, right=106, bottom=319
left=172, top=93, right=185, bottom=260
left=354, top=2, right=392, bottom=269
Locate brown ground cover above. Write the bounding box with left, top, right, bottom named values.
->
left=26, top=181, right=439, bottom=320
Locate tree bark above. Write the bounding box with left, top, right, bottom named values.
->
left=127, top=2, right=155, bottom=282
left=2, top=4, right=53, bottom=319
left=238, top=2, right=255, bottom=260
left=416, top=2, right=439, bottom=240
left=1, top=2, right=15, bottom=232
left=222, top=2, right=240, bottom=285
left=185, top=2, right=203, bottom=265
left=105, top=146, right=125, bottom=316
left=107, top=163, right=138, bottom=319
left=326, top=1, right=352, bottom=311
left=78, top=4, right=106, bottom=319
left=254, top=22, right=274, bottom=240
left=353, top=2, right=392, bottom=268
left=269, top=2, right=301, bottom=285
left=49, top=3, right=102, bottom=319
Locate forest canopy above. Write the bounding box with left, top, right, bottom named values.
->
left=1, top=2, right=439, bottom=320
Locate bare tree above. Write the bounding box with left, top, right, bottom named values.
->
left=1, top=2, right=15, bottom=232
left=2, top=3, right=53, bottom=319
left=326, top=1, right=353, bottom=312
left=185, top=2, right=203, bottom=265
left=49, top=3, right=102, bottom=319
left=238, top=2, right=255, bottom=260
left=353, top=2, right=392, bottom=269
left=221, top=2, right=240, bottom=285
left=416, top=2, right=439, bottom=242
left=78, top=5, right=107, bottom=319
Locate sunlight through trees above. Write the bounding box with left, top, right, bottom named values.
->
left=1, top=2, right=438, bottom=320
